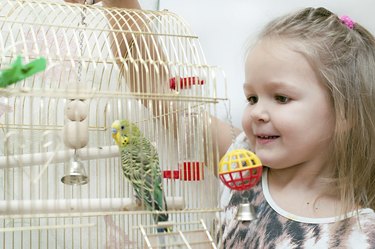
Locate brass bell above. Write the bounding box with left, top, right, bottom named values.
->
left=61, top=152, right=88, bottom=185
left=235, top=203, right=257, bottom=221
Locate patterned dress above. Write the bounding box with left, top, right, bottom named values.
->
left=216, top=132, right=375, bottom=249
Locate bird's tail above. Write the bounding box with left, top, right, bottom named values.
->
left=153, top=210, right=171, bottom=233
left=156, top=225, right=172, bottom=233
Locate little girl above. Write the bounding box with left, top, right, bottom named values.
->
left=217, top=7, right=375, bottom=248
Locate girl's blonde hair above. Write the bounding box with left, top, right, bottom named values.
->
left=258, top=7, right=375, bottom=214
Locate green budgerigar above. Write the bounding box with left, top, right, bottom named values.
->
left=111, top=119, right=169, bottom=232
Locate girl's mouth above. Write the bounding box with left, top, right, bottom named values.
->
left=256, top=135, right=279, bottom=144
left=257, top=135, right=279, bottom=139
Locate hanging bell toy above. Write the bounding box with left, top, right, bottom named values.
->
left=218, top=149, right=263, bottom=221
left=61, top=151, right=89, bottom=185
left=62, top=99, right=89, bottom=185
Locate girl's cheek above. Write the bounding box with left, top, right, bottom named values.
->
left=241, top=107, right=251, bottom=131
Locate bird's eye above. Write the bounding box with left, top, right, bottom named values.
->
left=121, top=125, right=125, bottom=130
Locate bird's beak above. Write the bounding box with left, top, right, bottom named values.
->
left=112, top=127, right=117, bottom=139
left=111, top=121, right=120, bottom=145
left=111, top=120, right=119, bottom=135
left=111, top=129, right=120, bottom=146
left=111, top=129, right=117, bottom=142
left=111, top=127, right=117, bottom=136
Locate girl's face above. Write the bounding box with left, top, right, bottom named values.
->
left=242, top=39, right=335, bottom=169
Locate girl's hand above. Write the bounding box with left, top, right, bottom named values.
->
left=103, top=0, right=141, bottom=8
left=64, top=0, right=105, bottom=4
left=64, top=0, right=95, bottom=4
left=63, top=0, right=140, bottom=8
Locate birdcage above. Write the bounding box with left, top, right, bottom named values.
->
left=0, top=0, right=227, bottom=248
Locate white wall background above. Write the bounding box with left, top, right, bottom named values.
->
left=145, top=0, right=375, bottom=129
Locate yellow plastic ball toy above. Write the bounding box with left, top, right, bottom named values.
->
left=218, top=149, right=263, bottom=191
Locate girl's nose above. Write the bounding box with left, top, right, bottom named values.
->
left=250, top=103, right=270, bottom=123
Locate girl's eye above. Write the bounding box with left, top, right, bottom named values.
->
left=275, top=95, right=290, bottom=103
left=247, top=96, right=258, bottom=105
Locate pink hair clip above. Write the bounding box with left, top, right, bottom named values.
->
left=340, top=15, right=355, bottom=30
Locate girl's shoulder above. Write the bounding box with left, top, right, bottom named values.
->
left=336, top=210, right=375, bottom=248
left=353, top=208, right=375, bottom=232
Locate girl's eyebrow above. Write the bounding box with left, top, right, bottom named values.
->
left=243, top=81, right=300, bottom=93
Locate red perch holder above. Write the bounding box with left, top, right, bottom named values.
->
left=163, top=162, right=205, bottom=181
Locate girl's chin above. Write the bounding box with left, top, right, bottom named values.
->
left=254, top=148, right=284, bottom=166
left=255, top=155, right=278, bottom=168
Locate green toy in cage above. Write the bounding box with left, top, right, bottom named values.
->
left=0, top=56, right=46, bottom=117
left=0, top=55, right=46, bottom=88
